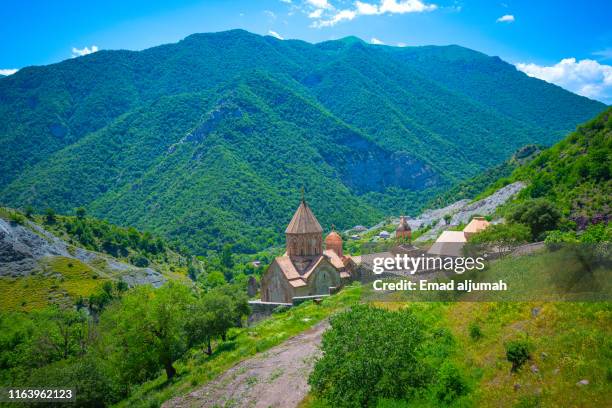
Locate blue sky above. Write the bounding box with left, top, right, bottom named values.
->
left=1, top=0, right=611, bottom=103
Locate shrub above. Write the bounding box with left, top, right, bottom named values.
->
left=24, top=205, right=34, bottom=218
left=44, top=208, right=57, bottom=224
left=8, top=211, right=25, bottom=225
left=508, top=199, right=562, bottom=240
left=468, top=322, right=482, bottom=341
left=434, top=362, right=469, bottom=403
left=505, top=339, right=531, bottom=371
left=309, top=305, right=429, bottom=407
left=130, top=254, right=150, bottom=267
left=467, top=223, right=531, bottom=255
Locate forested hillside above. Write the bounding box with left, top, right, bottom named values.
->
left=484, top=107, right=611, bottom=233
left=0, top=30, right=605, bottom=253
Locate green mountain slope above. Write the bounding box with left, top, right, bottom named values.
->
left=473, top=107, right=611, bottom=231
left=0, top=30, right=606, bottom=253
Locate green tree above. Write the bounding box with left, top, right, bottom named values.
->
left=508, top=199, right=562, bottom=240
left=467, top=223, right=531, bottom=255
left=198, top=271, right=227, bottom=290
left=505, top=339, right=531, bottom=372
left=221, top=243, right=234, bottom=269
left=75, top=207, right=87, bottom=219
left=309, top=305, right=429, bottom=407
left=101, top=282, right=194, bottom=381
left=44, top=207, right=56, bottom=224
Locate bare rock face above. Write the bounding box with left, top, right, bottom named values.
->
left=412, top=181, right=526, bottom=242
left=121, top=268, right=166, bottom=288
left=0, top=216, right=166, bottom=287
left=0, top=218, right=70, bottom=277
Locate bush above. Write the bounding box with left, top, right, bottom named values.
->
left=8, top=211, right=25, bottom=225
left=467, top=223, right=531, bottom=255
left=505, top=339, right=531, bottom=371
left=434, top=362, right=469, bottom=403
left=508, top=199, right=562, bottom=240
left=130, top=254, right=150, bottom=267
left=468, top=322, right=482, bottom=341
left=309, top=305, right=429, bottom=407
left=44, top=208, right=56, bottom=224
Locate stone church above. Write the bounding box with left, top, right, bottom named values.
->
left=260, top=198, right=355, bottom=303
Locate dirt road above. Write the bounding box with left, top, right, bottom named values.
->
left=163, top=320, right=328, bottom=408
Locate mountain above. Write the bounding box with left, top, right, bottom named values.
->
left=487, top=106, right=611, bottom=227
left=0, top=30, right=605, bottom=253
left=428, top=144, right=542, bottom=209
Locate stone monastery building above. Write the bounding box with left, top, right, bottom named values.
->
left=260, top=198, right=355, bottom=303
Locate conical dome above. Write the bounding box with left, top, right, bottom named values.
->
left=285, top=200, right=323, bottom=234
left=285, top=199, right=323, bottom=257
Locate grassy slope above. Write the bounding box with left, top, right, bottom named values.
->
left=0, top=257, right=108, bottom=312
left=302, top=251, right=611, bottom=407
left=478, top=107, right=611, bottom=223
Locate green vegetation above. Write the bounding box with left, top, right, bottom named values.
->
left=485, top=107, right=611, bottom=234
left=309, top=305, right=468, bottom=407
left=467, top=223, right=531, bottom=255
left=306, top=282, right=611, bottom=407
left=505, top=339, right=532, bottom=372
left=0, top=206, right=199, bottom=312
left=0, top=30, right=604, bottom=254
left=0, top=280, right=361, bottom=408
left=33, top=208, right=190, bottom=274
left=0, top=257, right=109, bottom=312
left=0, top=280, right=253, bottom=406
left=306, top=299, right=611, bottom=406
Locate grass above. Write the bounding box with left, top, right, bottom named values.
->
left=302, top=250, right=612, bottom=407
left=113, top=284, right=362, bottom=408
left=0, top=256, right=108, bottom=312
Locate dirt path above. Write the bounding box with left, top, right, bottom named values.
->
left=163, top=320, right=328, bottom=408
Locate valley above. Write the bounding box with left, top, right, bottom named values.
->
left=0, top=25, right=610, bottom=408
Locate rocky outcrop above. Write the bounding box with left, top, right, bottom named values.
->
left=0, top=217, right=166, bottom=287
left=407, top=181, right=527, bottom=242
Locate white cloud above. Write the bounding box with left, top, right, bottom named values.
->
left=379, top=0, right=437, bottom=13
left=397, top=42, right=407, bottom=47
left=312, top=9, right=356, bottom=27
left=308, top=8, right=323, bottom=18
left=355, top=1, right=379, bottom=15
left=0, top=68, right=18, bottom=76
left=307, top=0, right=332, bottom=9
left=371, top=37, right=384, bottom=45
left=268, top=30, right=284, bottom=40
left=264, top=10, right=277, bottom=19
left=280, top=0, right=292, bottom=3
left=496, top=14, right=514, bottom=23
left=311, top=0, right=437, bottom=28
left=71, top=45, right=99, bottom=57
left=516, top=58, right=612, bottom=104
